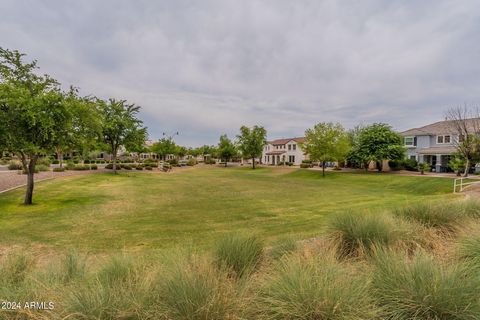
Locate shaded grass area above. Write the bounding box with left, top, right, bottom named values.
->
left=0, top=166, right=455, bottom=252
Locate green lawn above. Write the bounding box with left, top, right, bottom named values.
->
left=0, top=166, right=457, bottom=252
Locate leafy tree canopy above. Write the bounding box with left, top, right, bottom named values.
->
left=302, top=122, right=350, bottom=176
left=356, top=123, right=405, bottom=171
left=99, top=98, right=147, bottom=173
left=236, top=125, right=267, bottom=169
left=217, top=134, right=237, bottom=166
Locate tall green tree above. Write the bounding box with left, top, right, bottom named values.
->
left=54, top=88, right=102, bottom=167
left=151, top=138, right=177, bottom=161
left=302, top=122, right=350, bottom=177
left=217, top=134, right=237, bottom=167
left=356, top=123, right=405, bottom=172
left=236, top=125, right=267, bottom=169
left=99, top=99, right=147, bottom=174
left=0, top=48, right=75, bottom=204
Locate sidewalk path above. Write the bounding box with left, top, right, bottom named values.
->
left=0, top=169, right=106, bottom=194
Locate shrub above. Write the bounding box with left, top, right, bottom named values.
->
left=36, top=157, right=51, bottom=166
left=393, top=202, right=463, bottom=232
left=402, top=158, right=418, bottom=171
left=145, top=166, right=153, bottom=171
left=418, top=162, right=431, bottom=174
left=90, top=164, right=98, bottom=170
left=214, top=234, right=263, bottom=278
left=205, top=158, right=216, bottom=165
left=72, top=165, right=89, bottom=171
left=66, top=162, right=75, bottom=170
left=105, top=163, right=122, bottom=170
left=53, top=167, right=65, bottom=172
left=136, top=166, right=144, bottom=170
left=35, top=164, right=50, bottom=172
left=327, top=211, right=409, bottom=258
left=7, top=161, right=22, bottom=170
left=388, top=159, right=402, bottom=170
left=168, top=159, right=178, bottom=166
left=121, top=164, right=132, bottom=170
left=83, top=159, right=90, bottom=164
left=299, top=163, right=311, bottom=168
left=258, top=254, right=378, bottom=319
left=372, top=250, right=480, bottom=319
left=153, top=255, right=239, bottom=319
left=52, top=159, right=60, bottom=164
left=187, top=158, right=197, bottom=166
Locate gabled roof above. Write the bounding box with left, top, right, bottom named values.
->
left=269, top=137, right=305, bottom=145
left=400, top=118, right=480, bottom=136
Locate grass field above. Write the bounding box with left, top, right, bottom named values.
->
left=0, top=166, right=456, bottom=252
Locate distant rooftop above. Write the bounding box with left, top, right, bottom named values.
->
left=268, top=137, right=305, bottom=145
left=400, top=118, right=480, bottom=136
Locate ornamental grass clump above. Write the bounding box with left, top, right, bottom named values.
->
left=150, top=255, right=241, bottom=320
left=65, top=254, right=150, bottom=319
left=268, top=237, right=298, bottom=260
left=214, top=234, right=264, bottom=278
left=457, top=235, right=480, bottom=266
left=257, top=253, right=379, bottom=319
left=392, top=202, right=463, bottom=233
left=326, top=211, right=409, bottom=258
left=371, top=249, right=480, bottom=319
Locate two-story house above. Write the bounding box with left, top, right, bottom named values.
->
left=400, top=119, right=479, bottom=172
left=261, top=137, right=307, bottom=166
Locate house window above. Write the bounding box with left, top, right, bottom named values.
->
left=288, top=144, right=291, bottom=150
left=292, top=144, right=296, bottom=150
left=289, top=155, right=295, bottom=163
left=404, top=136, right=415, bottom=146
left=437, top=135, right=451, bottom=144
left=410, top=155, right=416, bottom=161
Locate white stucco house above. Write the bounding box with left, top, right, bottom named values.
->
left=261, top=137, right=308, bottom=166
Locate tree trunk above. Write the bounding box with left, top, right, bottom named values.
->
left=59, top=153, right=64, bottom=168
left=24, top=156, right=38, bottom=205
left=377, top=161, right=383, bottom=172
left=225, top=160, right=227, bottom=167
left=252, top=157, right=256, bottom=169
left=463, top=158, right=469, bottom=177
left=322, top=161, right=326, bottom=177
left=112, top=148, right=118, bottom=174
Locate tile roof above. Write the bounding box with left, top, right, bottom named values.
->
left=268, top=137, right=305, bottom=145
left=400, top=118, right=480, bottom=136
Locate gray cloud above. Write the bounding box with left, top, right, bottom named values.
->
left=1, top=0, right=480, bottom=146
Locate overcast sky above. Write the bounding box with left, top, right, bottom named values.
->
left=1, top=0, right=479, bottom=146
